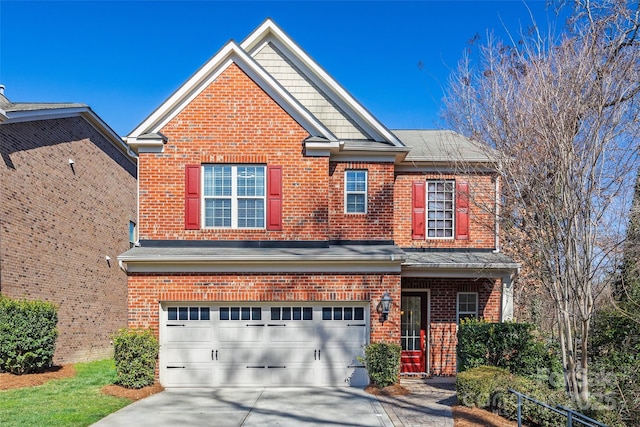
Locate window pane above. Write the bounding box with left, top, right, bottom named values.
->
left=282, top=307, right=291, bottom=320
left=237, top=167, right=265, bottom=197
left=271, top=308, right=280, bottom=320
left=293, top=307, right=302, bottom=320
left=241, top=307, right=251, bottom=320
left=189, top=307, right=199, bottom=320
left=427, top=180, right=455, bottom=238
left=220, top=307, right=229, bottom=320
left=205, top=199, right=231, bottom=227
left=231, top=307, right=240, bottom=320
left=179, top=307, right=188, bottom=320
left=303, top=307, right=312, bottom=320
left=346, top=194, right=365, bottom=213
left=354, top=307, right=364, bottom=320
left=252, top=307, right=261, bottom=320
left=333, top=308, right=342, bottom=320
left=168, top=307, right=177, bottom=321
left=344, top=308, right=353, bottom=320
left=322, top=307, right=332, bottom=320
left=238, top=199, right=264, bottom=228
left=200, top=307, right=210, bottom=320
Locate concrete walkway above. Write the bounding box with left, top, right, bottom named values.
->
left=377, top=377, right=457, bottom=427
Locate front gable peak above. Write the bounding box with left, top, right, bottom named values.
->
left=127, top=39, right=337, bottom=153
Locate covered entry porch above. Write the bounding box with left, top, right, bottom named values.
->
left=400, top=250, right=518, bottom=376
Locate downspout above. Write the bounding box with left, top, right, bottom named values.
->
left=493, top=174, right=500, bottom=253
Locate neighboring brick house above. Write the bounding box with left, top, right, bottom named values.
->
left=119, top=19, right=518, bottom=386
left=0, top=88, right=137, bottom=364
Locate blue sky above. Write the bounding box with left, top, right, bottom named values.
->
left=0, top=1, right=565, bottom=136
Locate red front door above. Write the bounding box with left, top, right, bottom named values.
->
left=400, top=293, right=428, bottom=374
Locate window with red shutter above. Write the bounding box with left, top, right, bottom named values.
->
left=267, top=165, right=282, bottom=230
left=412, top=181, right=426, bottom=239
left=184, top=164, right=201, bottom=230
left=455, top=181, right=470, bottom=240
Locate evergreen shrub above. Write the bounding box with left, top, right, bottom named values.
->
left=112, top=328, right=159, bottom=389
left=362, top=342, right=401, bottom=388
left=0, top=295, right=58, bottom=374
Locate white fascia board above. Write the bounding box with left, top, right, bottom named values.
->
left=0, top=108, right=7, bottom=122
left=128, top=41, right=336, bottom=142
left=241, top=21, right=404, bottom=147
left=401, top=265, right=515, bottom=279
left=4, top=107, right=89, bottom=123
left=331, top=153, right=398, bottom=163
left=5, top=107, right=137, bottom=162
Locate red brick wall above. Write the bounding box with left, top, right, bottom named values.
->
left=138, top=63, right=335, bottom=242
left=128, top=273, right=401, bottom=344
left=0, top=117, right=137, bottom=364
left=329, top=162, right=394, bottom=241
left=394, top=172, right=496, bottom=249
left=403, top=277, right=502, bottom=375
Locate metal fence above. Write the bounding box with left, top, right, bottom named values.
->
left=508, top=389, right=609, bottom=427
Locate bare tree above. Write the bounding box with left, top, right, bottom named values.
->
left=444, top=0, right=640, bottom=404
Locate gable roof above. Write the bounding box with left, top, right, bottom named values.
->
left=241, top=19, right=403, bottom=147
left=126, top=19, right=406, bottom=156
left=0, top=92, right=137, bottom=163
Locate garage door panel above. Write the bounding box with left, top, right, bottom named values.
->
left=165, top=325, right=211, bottom=343
left=219, top=325, right=264, bottom=342
left=268, top=347, right=314, bottom=364
left=219, top=366, right=266, bottom=385
left=267, top=366, right=315, bottom=386
left=268, top=325, right=314, bottom=342
left=164, top=348, right=212, bottom=364
left=164, top=365, right=213, bottom=386
left=217, top=347, right=265, bottom=365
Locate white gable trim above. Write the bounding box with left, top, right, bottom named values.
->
left=4, top=107, right=137, bottom=162
left=128, top=41, right=336, bottom=143
left=241, top=19, right=404, bottom=147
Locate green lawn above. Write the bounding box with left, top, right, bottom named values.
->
left=0, top=359, right=132, bottom=427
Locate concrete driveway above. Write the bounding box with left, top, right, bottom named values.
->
left=92, top=387, right=393, bottom=427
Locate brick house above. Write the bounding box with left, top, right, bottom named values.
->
left=119, top=19, right=518, bottom=387
left=0, top=88, right=138, bottom=364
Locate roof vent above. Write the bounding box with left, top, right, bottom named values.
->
left=0, top=85, right=5, bottom=95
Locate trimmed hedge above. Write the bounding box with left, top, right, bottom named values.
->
left=362, top=342, right=401, bottom=388
left=0, top=295, right=58, bottom=374
left=457, top=366, right=570, bottom=427
left=112, top=328, right=159, bottom=389
left=457, top=319, right=562, bottom=381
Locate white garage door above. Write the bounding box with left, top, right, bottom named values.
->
left=160, top=304, right=369, bottom=387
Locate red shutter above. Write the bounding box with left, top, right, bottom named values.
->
left=184, top=164, right=200, bottom=230
left=456, top=181, right=470, bottom=240
left=412, top=181, right=426, bottom=240
left=267, top=165, right=282, bottom=231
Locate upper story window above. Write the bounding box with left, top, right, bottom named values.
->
left=345, top=170, right=367, bottom=214
left=412, top=179, right=469, bottom=241
left=203, top=165, right=265, bottom=228
left=129, top=221, right=136, bottom=248
left=427, top=181, right=454, bottom=238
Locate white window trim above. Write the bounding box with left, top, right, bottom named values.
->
left=426, top=179, right=455, bottom=239
left=457, top=292, right=478, bottom=324
left=202, top=165, right=266, bottom=229
left=344, top=170, right=368, bottom=214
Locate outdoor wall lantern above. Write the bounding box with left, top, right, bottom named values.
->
left=378, top=291, right=393, bottom=323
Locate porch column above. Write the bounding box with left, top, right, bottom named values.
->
left=500, top=274, right=514, bottom=321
